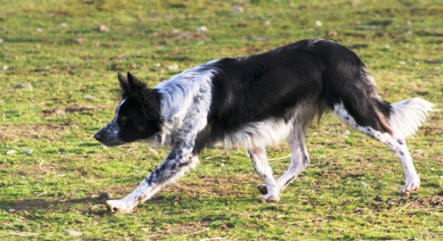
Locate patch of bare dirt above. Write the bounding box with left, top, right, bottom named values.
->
left=368, top=195, right=443, bottom=211
left=0, top=124, right=65, bottom=140
left=153, top=29, right=209, bottom=42
left=101, top=173, right=258, bottom=202
left=144, top=222, right=209, bottom=240
left=0, top=132, right=15, bottom=141
left=42, top=105, right=104, bottom=115
left=163, top=174, right=257, bottom=199
left=167, top=222, right=206, bottom=235
left=341, top=162, right=377, bottom=178
left=409, top=196, right=443, bottom=208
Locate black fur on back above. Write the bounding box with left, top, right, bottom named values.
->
left=193, top=39, right=392, bottom=154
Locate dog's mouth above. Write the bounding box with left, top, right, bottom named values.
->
left=96, top=138, right=125, bottom=147
left=94, top=133, right=124, bottom=146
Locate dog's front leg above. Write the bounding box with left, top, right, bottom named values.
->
left=106, top=147, right=198, bottom=213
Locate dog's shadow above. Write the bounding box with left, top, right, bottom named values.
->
left=0, top=196, right=110, bottom=216
left=1, top=194, right=258, bottom=217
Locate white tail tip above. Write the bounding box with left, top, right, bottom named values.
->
left=389, top=98, right=434, bottom=139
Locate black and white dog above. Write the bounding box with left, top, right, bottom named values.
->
left=95, top=39, right=433, bottom=213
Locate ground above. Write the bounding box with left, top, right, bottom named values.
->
left=0, top=0, right=442, bottom=240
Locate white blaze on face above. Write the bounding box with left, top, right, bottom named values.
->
left=114, top=98, right=127, bottom=119
left=109, top=98, right=128, bottom=138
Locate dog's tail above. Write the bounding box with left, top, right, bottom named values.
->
left=321, top=55, right=433, bottom=138
left=387, top=98, right=434, bottom=139
left=323, top=65, right=434, bottom=138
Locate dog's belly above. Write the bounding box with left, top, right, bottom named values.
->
left=217, top=102, right=320, bottom=149
left=222, top=118, right=294, bottom=149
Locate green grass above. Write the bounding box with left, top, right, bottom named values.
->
left=0, top=0, right=442, bottom=240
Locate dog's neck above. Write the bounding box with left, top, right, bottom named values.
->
left=154, top=63, right=216, bottom=135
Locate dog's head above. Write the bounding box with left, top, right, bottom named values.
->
left=94, top=72, right=162, bottom=146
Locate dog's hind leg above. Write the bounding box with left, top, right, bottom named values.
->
left=248, top=146, right=280, bottom=202
left=106, top=151, right=199, bottom=213
left=276, top=124, right=310, bottom=191
left=256, top=125, right=309, bottom=194
left=333, top=103, right=421, bottom=194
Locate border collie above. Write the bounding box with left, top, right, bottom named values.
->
left=94, top=39, right=433, bottom=213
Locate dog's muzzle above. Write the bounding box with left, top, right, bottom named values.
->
left=94, top=120, right=124, bottom=146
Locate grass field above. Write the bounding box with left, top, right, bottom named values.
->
left=0, top=0, right=442, bottom=240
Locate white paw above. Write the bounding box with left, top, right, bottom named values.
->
left=258, top=193, right=280, bottom=203
left=106, top=199, right=134, bottom=213
left=401, top=176, right=420, bottom=194
left=256, top=184, right=268, bottom=194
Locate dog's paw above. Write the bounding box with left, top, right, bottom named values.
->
left=106, top=199, right=133, bottom=213
left=256, top=184, right=268, bottom=195
left=258, top=193, right=280, bottom=203
left=401, top=176, right=420, bottom=195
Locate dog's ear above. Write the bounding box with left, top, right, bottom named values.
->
left=127, top=72, right=147, bottom=90
left=118, top=72, right=147, bottom=96
left=118, top=72, right=130, bottom=94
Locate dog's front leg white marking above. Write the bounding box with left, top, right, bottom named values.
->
left=248, top=146, right=280, bottom=202
left=106, top=151, right=199, bottom=213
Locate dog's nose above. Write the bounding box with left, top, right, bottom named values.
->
left=94, top=131, right=103, bottom=142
